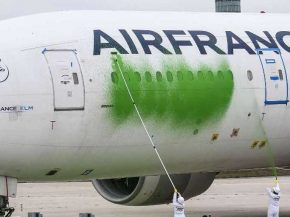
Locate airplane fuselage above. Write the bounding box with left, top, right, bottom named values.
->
left=0, top=11, right=289, bottom=182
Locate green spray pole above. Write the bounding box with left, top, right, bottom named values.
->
left=265, top=140, right=279, bottom=184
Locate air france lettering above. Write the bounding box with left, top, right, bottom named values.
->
left=0, top=106, right=33, bottom=112
left=93, top=30, right=290, bottom=55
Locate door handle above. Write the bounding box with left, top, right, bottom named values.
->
left=72, top=73, right=79, bottom=85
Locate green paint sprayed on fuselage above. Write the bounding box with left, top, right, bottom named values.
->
left=107, top=55, right=234, bottom=128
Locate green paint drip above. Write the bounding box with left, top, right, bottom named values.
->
left=265, top=140, right=278, bottom=179
left=107, top=55, right=234, bottom=128
left=256, top=112, right=278, bottom=180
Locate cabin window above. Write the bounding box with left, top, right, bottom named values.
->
left=177, top=71, right=183, bottom=81
left=247, top=70, right=253, bottom=81
left=111, top=72, right=118, bottom=84
left=217, top=70, right=224, bottom=79
left=278, top=69, right=284, bottom=80
left=197, top=71, right=204, bottom=80
left=166, top=71, right=173, bottom=82
left=187, top=71, right=194, bottom=80
left=208, top=71, right=214, bottom=80
left=135, top=71, right=141, bottom=82
left=145, top=71, right=152, bottom=82
left=123, top=71, right=130, bottom=81
left=156, top=71, right=162, bottom=82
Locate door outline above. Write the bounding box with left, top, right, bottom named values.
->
left=257, top=48, right=289, bottom=105
left=42, top=48, right=85, bottom=111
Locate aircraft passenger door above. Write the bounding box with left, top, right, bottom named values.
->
left=43, top=49, right=85, bottom=111
left=257, top=48, right=289, bottom=105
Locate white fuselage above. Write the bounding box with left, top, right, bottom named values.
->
left=0, top=11, right=289, bottom=182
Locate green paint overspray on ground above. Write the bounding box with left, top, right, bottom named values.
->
left=107, top=55, right=234, bottom=129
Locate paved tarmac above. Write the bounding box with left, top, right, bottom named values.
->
left=9, top=177, right=290, bottom=217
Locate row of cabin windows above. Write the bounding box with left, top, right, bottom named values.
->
left=111, top=70, right=233, bottom=84
left=112, top=69, right=284, bottom=84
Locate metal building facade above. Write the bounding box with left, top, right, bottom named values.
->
left=216, top=0, right=241, bottom=12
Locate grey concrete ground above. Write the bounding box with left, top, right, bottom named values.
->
left=9, top=177, right=290, bottom=217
